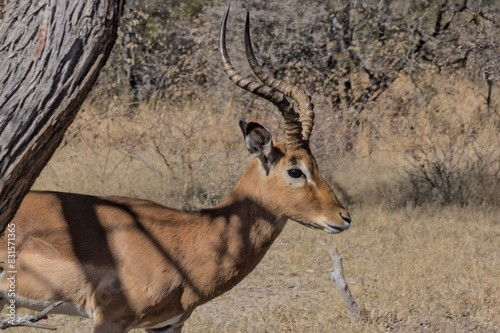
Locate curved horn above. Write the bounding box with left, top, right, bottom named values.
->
left=244, top=12, right=315, bottom=143
left=219, top=5, right=303, bottom=150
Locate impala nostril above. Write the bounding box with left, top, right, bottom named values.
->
left=340, top=213, right=351, bottom=224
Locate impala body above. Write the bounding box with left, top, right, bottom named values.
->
left=0, top=7, right=350, bottom=333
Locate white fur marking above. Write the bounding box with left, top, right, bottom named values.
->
left=299, top=161, right=315, bottom=185
left=262, top=140, right=272, bottom=157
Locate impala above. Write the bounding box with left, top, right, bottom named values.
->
left=0, top=6, right=350, bottom=332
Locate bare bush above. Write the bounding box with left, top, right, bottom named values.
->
left=96, top=97, right=247, bottom=209
left=461, top=7, right=500, bottom=114
left=405, top=119, right=500, bottom=206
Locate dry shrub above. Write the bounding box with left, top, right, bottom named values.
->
left=405, top=120, right=500, bottom=206
left=320, top=72, right=500, bottom=208
left=396, top=73, right=500, bottom=206
left=107, top=97, right=248, bottom=209
left=35, top=94, right=253, bottom=209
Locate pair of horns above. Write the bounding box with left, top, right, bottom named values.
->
left=219, top=5, right=315, bottom=150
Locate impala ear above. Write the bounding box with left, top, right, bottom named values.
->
left=239, top=121, right=277, bottom=173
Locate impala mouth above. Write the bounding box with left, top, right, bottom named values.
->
left=323, top=223, right=349, bottom=234
left=295, top=220, right=318, bottom=230
left=294, top=219, right=347, bottom=234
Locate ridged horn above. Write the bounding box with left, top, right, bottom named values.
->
left=219, top=5, right=304, bottom=150
left=243, top=11, right=315, bottom=143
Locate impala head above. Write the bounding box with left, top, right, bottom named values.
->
left=220, top=6, right=351, bottom=234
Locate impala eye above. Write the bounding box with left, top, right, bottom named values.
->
left=287, top=169, right=304, bottom=179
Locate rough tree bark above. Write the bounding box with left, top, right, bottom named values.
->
left=0, top=0, right=125, bottom=233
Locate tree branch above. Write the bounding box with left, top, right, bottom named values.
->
left=327, top=246, right=363, bottom=323
left=0, top=301, right=63, bottom=330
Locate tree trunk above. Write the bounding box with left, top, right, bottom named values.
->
left=0, top=0, right=125, bottom=232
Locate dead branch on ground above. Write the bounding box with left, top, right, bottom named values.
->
left=327, top=246, right=363, bottom=323
left=0, top=301, right=63, bottom=330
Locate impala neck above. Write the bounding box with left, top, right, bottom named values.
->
left=200, top=159, right=287, bottom=278
left=216, top=159, right=284, bottom=230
